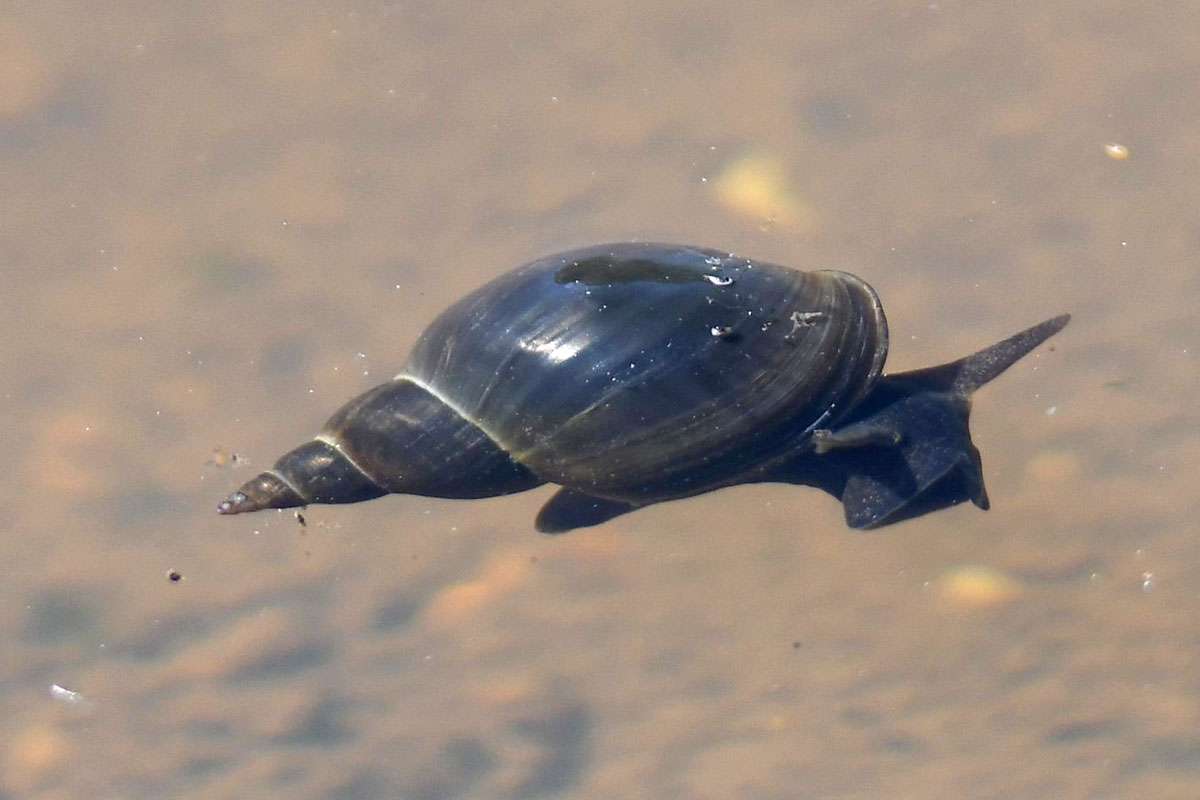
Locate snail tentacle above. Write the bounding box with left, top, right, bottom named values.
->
left=810, top=421, right=904, bottom=454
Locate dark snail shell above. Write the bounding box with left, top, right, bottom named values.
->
left=218, top=242, right=1068, bottom=531
left=401, top=243, right=888, bottom=502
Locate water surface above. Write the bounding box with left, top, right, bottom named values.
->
left=3, top=2, right=1197, bottom=798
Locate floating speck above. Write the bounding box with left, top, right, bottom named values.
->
left=702, top=274, right=734, bottom=286
left=207, top=447, right=249, bottom=469
left=787, top=310, right=825, bottom=335
left=1104, top=142, right=1129, bottom=160
left=49, top=684, right=89, bottom=707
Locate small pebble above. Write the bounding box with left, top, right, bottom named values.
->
left=712, top=151, right=814, bottom=230
left=1104, top=142, right=1129, bottom=160
left=1025, top=450, right=1081, bottom=483
left=936, top=565, right=1023, bottom=609
left=425, top=553, right=532, bottom=628
left=5, top=726, right=68, bottom=792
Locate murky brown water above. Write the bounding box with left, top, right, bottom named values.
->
left=4, top=2, right=1198, bottom=798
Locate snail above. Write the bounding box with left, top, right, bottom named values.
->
left=218, top=243, right=1069, bottom=531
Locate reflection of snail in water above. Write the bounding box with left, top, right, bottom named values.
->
left=219, top=243, right=1069, bottom=532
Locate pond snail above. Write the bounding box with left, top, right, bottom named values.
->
left=219, top=243, right=1069, bottom=531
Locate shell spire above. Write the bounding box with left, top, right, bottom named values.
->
left=218, top=378, right=543, bottom=516
left=217, top=474, right=304, bottom=515
left=217, top=439, right=386, bottom=515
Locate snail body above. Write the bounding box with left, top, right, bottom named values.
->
left=219, top=243, right=1068, bottom=531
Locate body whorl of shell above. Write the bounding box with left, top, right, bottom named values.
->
left=402, top=243, right=888, bottom=504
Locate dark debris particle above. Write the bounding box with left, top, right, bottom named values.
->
left=167, top=570, right=183, bottom=583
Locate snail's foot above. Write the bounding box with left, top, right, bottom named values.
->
left=536, top=488, right=638, bottom=534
